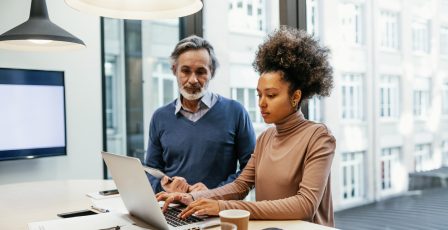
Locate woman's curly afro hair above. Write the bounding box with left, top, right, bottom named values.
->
left=253, top=26, right=334, bottom=101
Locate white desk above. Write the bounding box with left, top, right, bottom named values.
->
left=0, top=180, right=336, bottom=230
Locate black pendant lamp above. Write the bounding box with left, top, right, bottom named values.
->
left=0, top=0, right=85, bottom=51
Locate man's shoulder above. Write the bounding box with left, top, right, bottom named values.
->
left=215, top=94, right=245, bottom=111
left=152, top=101, right=176, bottom=118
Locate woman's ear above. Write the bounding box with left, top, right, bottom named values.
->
left=293, top=89, right=302, bottom=103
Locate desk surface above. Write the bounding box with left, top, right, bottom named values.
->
left=0, top=180, right=336, bottom=230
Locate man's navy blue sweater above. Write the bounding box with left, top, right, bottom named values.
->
left=144, top=95, right=256, bottom=193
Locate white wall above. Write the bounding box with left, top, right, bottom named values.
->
left=0, top=0, right=103, bottom=184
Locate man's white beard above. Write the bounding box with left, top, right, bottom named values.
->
left=179, top=84, right=207, bottom=100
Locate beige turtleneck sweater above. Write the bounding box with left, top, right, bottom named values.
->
left=191, top=111, right=336, bottom=227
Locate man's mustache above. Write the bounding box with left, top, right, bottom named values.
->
left=183, top=83, right=201, bottom=91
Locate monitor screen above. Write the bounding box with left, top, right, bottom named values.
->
left=0, top=68, right=67, bottom=161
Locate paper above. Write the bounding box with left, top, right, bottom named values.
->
left=28, top=213, right=145, bottom=230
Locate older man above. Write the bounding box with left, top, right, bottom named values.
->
left=144, top=35, right=256, bottom=193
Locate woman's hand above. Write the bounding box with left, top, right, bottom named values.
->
left=156, top=192, right=194, bottom=212
left=161, top=176, right=190, bottom=193
left=178, top=198, right=220, bottom=219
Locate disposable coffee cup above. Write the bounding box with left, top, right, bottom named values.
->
left=219, top=209, right=250, bottom=230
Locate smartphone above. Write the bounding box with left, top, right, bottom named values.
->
left=99, top=189, right=119, bottom=196
left=57, top=209, right=97, bottom=218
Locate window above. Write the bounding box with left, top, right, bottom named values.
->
left=308, top=96, right=322, bottom=122
left=442, top=141, right=448, bottom=167
left=413, top=77, right=431, bottom=119
left=341, top=151, right=365, bottom=202
left=105, top=58, right=117, bottom=131
left=443, top=81, right=448, bottom=115
left=228, top=0, right=266, bottom=32
left=441, top=26, right=448, bottom=57
left=341, top=73, right=364, bottom=121
left=380, top=10, right=400, bottom=50
left=379, top=75, right=400, bottom=119
left=306, top=0, right=319, bottom=36
left=339, top=2, right=363, bottom=45
left=380, top=147, right=400, bottom=191
left=231, top=88, right=261, bottom=123
left=103, top=18, right=180, bottom=160
left=412, top=18, right=431, bottom=53
left=204, top=0, right=279, bottom=138
left=414, top=144, right=432, bottom=172
left=152, top=60, right=178, bottom=108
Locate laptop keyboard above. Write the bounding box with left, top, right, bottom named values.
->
left=164, top=207, right=204, bottom=227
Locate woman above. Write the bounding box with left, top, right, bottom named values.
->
left=157, top=26, right=336, bottom=227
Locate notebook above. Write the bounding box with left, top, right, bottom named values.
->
left=101, top=151, right=219, bottom=230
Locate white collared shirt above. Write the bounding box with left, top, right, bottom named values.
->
left=174, top=91, right=219, bottom=122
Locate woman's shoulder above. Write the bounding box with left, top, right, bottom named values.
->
left=305, top=121, right=335, bottom=142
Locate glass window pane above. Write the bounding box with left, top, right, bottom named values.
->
left=103, top=18, right=179, bottom=161
left=163, top=79, right=174, bottom=105
left=204, top=0, right=279, bottom=136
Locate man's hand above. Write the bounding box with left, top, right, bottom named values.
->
left=161, top=176, right=190, bottom=193
left=188, top=182, right=208, bottom=192
left=156, top=192, right=194, bottom=212
left=179, top=198, right=220, bottom=219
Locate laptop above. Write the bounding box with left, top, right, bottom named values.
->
left=101, top=151, right=219, bottom=230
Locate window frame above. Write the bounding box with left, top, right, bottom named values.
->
left=340, top=151, right=365, bottom=203
left=341, top=73, right=364, bottom=121
left=379, top=10, right=400, bottom=51
left=379, top=75, right=400, bottom=121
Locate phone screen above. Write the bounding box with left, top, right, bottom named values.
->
left=57, top=210, right=98, bottom=218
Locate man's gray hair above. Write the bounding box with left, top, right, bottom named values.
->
left=170, top=35, right=219, bottom=78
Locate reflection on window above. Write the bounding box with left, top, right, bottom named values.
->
left=339, top=2, right=363, bottom=45
left=381, top=147, right=400, bottom=191
left=341, top=73, right=364, bottom=121
left=441, top=26, right=448, bottom=57
left=380, top=10, right=400, bottom=50
left=228, top=0, right=265, bottom=32
left=413, top=77, right=431, bottom=119
left=341, top=151, right=364, bottom=202
left=380, top=75, right=400, bottom=119
left=414, top=143, right=432, bottom=172
left=308, top=96, right=322, bottom=122
left=412, top=18, right=431, bottom=54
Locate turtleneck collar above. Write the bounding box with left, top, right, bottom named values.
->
left=274, top=110, right=307, bottom=136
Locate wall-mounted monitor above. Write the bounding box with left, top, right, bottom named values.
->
left=0, top=68, right=67, bottom=161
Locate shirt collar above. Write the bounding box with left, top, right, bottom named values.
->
left=175, top=91, right=212, bottom=115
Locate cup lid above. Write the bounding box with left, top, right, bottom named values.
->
left=219, top=209, right=250, bottom=218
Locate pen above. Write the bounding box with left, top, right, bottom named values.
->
left=91, top=205, right=110, bottom=213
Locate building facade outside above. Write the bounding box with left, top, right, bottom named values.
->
left=103, top=0, right=448, bottom=211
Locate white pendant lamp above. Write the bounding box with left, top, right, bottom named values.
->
left=65, top=0, right=203, bottom=20
left=0, top=0, right=85, bottom=51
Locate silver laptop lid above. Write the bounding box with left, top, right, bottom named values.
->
left=101, top=151, right=169, bottom=230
